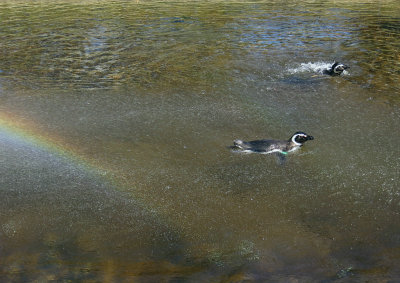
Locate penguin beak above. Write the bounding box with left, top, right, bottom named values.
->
left=308, top=135, right=314, bottom=140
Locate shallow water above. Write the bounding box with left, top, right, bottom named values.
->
left=1, top=0, right=400, bottom=281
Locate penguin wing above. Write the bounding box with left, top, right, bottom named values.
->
left=240, top=139, right=279, bottom=152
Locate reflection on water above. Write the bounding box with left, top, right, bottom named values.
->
left=1, top=0, right=400, bottom=281
left=1, top=0, right=399, bottom=99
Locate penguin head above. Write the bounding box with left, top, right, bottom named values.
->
left=290, top=132, right=314, bottom=145
left=332, top=62, right=349, bottom=75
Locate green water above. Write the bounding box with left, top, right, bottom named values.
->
left=1, top=0, right=400, bottom=281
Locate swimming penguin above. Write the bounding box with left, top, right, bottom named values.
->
left=232, top=132, right=314, bottom=163
left=323, top=62, right=349, bottom=76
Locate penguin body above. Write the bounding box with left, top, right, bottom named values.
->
left=323, top=62, right=349, bottom=76
left=233, top=132, right=314, bottom=155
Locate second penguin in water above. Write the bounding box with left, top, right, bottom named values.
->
left=323, top=62, right=349, bottom=76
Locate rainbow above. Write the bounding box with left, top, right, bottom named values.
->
left=0, top=110, right=104, bottom=175
left=0, top=110, right=183, bottom=244
left=0, top=109, right=163, bottom=214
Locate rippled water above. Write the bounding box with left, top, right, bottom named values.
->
left=1, top=0, right=400, bottom=281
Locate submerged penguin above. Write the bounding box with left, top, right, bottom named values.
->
left=232, top=132, right=314, bottom=163
left=323, top=62, right=349, bottom=76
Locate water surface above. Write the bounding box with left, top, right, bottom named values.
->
left=1, top=0, right=400, bottom=281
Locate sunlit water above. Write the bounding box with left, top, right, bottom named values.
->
left=1, top=0, right=400, bottom=281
